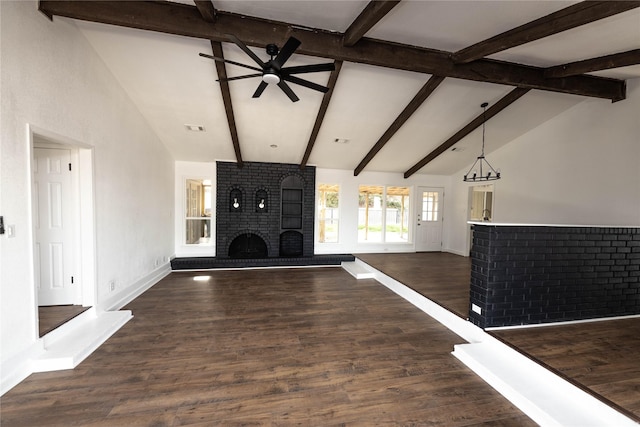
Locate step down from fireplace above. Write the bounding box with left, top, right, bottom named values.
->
left=171, top=254, right=355, bottom=270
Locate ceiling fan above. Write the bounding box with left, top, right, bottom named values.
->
left=199, top=35, right=335, bottom=102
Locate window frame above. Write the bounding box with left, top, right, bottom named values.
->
left=184, top=177, right=213, bottom=246
left=317, top=183, right=340, bottom=244
left=358, top=185, right=411, bottom=244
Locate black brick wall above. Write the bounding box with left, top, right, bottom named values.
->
left=216, top=161, right=315, bottom=258
left=470, top=225, right=640, bottom=328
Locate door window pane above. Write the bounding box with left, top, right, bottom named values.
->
left=318, top=184, right=339, bottom=243
left=421, top=191, right=439, bottom=222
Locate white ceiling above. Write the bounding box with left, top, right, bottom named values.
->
left=70, top=1, right=640, bottom=176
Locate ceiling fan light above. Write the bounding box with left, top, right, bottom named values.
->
left=262, top=73, right=280, bottom=84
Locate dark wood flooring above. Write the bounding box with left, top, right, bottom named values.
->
left=357, top=252, right=640, bottom=422
left=493, top=318, right=640, bottom=422
left=355, top=252, right=471, bottom=318
left=38, top=305, right=90, bottom=337
left=1, top=268, right=534, bottom=426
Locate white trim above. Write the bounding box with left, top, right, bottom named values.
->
left=0, top=341, right=45, bottom=396
left=97, top=262, right=171, bottom=312
left=452, top=340, right=637, bottom=427
left=32, top=308, right=132, bottom=373
left=486, top=313, right=640, bottom=331
left=444, top=248, right=468, bottom=257
left=28, top=124, right=98, bottom=311
left=468, top=221, right=640, bottom=228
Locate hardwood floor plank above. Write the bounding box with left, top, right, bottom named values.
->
left=1, top=268, right=533, bottom=426
left=355, top=252, right=471, bottom=318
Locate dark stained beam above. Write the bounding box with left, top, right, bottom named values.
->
left=545, top=49, right=640, bottom=78
left=452, top=1, right=640, bottom=64
left=194, top=0, right=217, bottom=23
left=37, top=1, right=626, bottom=102
left=354, top=75, right=445, bottom=176
left=210, top=41, right=243, bottom=167
left=404, top=87, right=530, bottom=178
left=300, top=61, right=343, bottom=169
left=37, top=1, right=53, bottom=20
left=343, top=0, right=401, bottom=47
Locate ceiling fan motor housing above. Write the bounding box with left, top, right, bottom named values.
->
left=266, top=44, right=279, bottom=57
left=262, top=70, right=280, bottom=84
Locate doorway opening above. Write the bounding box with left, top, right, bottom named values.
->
left=468, top=184, right=495, bottom=255
left=30, top=127, right=96, bottom=338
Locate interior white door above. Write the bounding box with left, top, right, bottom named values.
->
left=34, top=147, right=78, bottom=305
left=415, top=187, right=443, bottom=252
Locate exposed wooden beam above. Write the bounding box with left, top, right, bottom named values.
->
left=194, top=0, right=217, bottom=23
left=452, top=1, right=640, bottom=64
left=343, top=0, right=401, bottom=47
left=37, top=1, right=53, bottom=20
left=545, top=49, right=640, bottom=78
left=210, top=41, right=243, bottom=167
left=300, top=61, right=343, bottom=169
left=404, top=88, right=530, bottom=179
left=354, top=75, right=445, bottom=176
left=37, top=1, right=626, bottom=102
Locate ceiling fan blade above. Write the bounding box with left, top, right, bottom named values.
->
left=225, top=34, right=266, bottom=68
left=273, top=37, right=301, bottom=70
left=199, top=53, right=263, bottom=73
left=282, top=63, right=336, bottom=75
left=281, top=75, right=330, bottom=93
left=252, top=81, right=269, bottom=98
left=277, top=80, right=300, bottom=102
left=217, top=73, right=262, bottom=83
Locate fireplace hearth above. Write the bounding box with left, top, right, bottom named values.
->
left=228, top=233, right=268, bottom=259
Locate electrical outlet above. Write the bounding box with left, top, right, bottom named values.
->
left=109, top=280, right=116, bottom=292
left=471, top=303, right=482, bottom=315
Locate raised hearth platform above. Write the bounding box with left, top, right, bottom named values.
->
left=171, top=254, right=355, bottom=270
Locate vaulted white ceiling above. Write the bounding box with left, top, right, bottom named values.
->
left=64, top=1, right=640, bottom=176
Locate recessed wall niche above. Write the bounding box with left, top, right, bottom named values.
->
left=255, top=189, right=268, bottom=213
left=216, top=161, right=315, bottom=259
left=229, top=188, right=243, bottom=212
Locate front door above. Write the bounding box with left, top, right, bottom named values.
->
left=34, top=147, right=79, bottom=305
left=415, top=187, right=443, bottom=252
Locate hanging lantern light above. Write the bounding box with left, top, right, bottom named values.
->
left=464, top=102, right=501, bottom=182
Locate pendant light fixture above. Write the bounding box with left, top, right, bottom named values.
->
left=464, top=102, right=501, bottom=182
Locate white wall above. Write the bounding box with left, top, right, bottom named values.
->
left=0, top=1, right=174, bottom=369
left=447, top=79, right=640, bottom=255
left=315, top=168, right=452, bottom=254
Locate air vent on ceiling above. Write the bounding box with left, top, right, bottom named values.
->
left=185, top=124, right=206, bottom=132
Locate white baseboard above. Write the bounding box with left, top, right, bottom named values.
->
left=444, top=248, right=468, bottom=257
left=97, top=262, right=171, bottom=312
left=0, top=341, right=45, bottom=396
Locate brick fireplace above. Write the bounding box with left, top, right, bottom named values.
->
left=215, top=161, right=315, bottom=259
